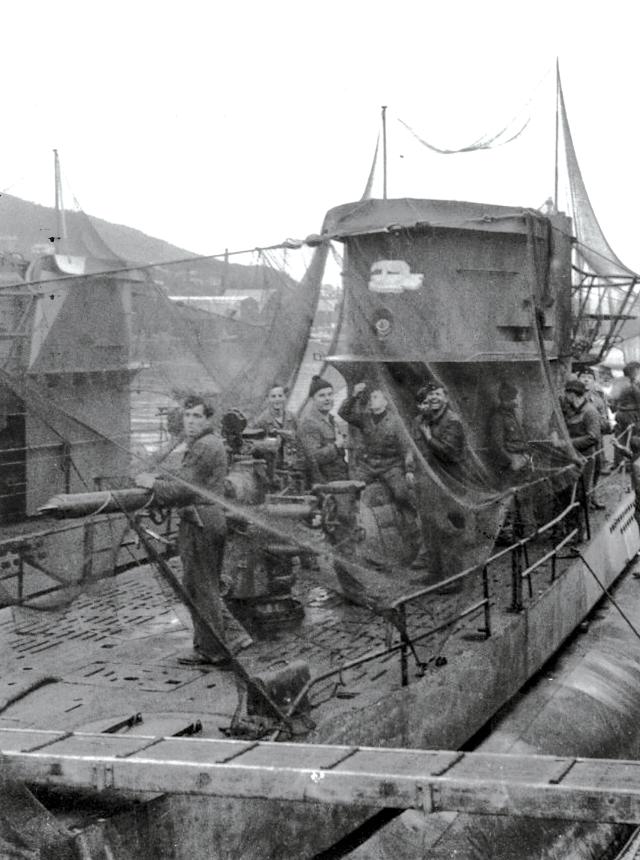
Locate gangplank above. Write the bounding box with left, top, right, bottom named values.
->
left=3, top=729, right=640, bottom=826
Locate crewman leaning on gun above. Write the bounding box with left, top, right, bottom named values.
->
left=136, top=395, right=251, bottom=667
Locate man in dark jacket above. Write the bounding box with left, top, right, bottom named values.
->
left=136, top=396, right=251, bottom=666
left=563, top=378, right=602, bottom=501
left=564, top=379, right=602, bottom=458
left=339, top=381, right=415, bottom=521
left=297, top=375, right=348, bottom=486
left=407, top=383, right=468, bottom=579
left=578, top=366, right=611, bottom=484
left=610, top=361, right=640, bottom=439
left=488, top=381, right=532, bottom=486
left=408, top=382, right=466, bottom=481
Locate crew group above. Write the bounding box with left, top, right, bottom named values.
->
left=136, top=365, right=626, bottom=667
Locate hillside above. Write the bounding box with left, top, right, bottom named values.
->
left=0, top=193, right=196, bottom=265
left=0, top=193, right=297, bottom=295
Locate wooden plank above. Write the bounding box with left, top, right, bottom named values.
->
left=564, top=759, right=640, bottom=789
left=235, top=741, right=355, bottom=770
left=0, top=728, right=67, bottom=752
left=446, top=752, right=570, bottom=783
left=129, top=739, right=257, bottom=764
left=37, top=732, right=155, bottom=758
left=337, top=748, right=458, bottom=778
left=432, top=779, right=640, bottom=824
left=5, top=736, right=640, bottom=825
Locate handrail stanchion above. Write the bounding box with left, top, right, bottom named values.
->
left=509, top=490, right=524, bottom=611
left=514, top=492, right=533, bottom=598
left=17, top=550, right=24, bottom=604
left=580, top=473, right=591, bottom=541
left=481, top=565, right=491, bottom=638
left=399, top=604, right=409, bottom=687
left=509, top=542, right=524, bottom=612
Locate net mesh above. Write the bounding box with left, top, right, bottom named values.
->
left=0, top=197, right=595, bottom=683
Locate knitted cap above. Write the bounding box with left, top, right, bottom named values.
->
left=308, top=375, right=333, bottom=398
left=577, top=367, right=595, bottom=379
left=565, top=378, right=586, bottom=395
left=416, top=381, right=445, bottom=402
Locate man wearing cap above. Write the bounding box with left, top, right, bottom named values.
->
left=338, top=381, right=416, bottom=525
left=297, top=375, right=348, bottom=486
left=408, top=382, right=466, bottom=481
left=563, top=378, right=602, bottom=504
left=577, top=367, right=611, bottom=485
left=563, top=379, right=602, bottom=458
left=407, top=382, right=468, bottom=578
left=488, top=381, right=532, bottom=486
left=577, top=368, right=609, bottom=430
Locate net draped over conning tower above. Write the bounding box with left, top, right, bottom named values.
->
left=0, top=72, right=625, bottom=650
left=0, top=184, right=589, bottom=632
left=301, top=197, right=578, bottom=611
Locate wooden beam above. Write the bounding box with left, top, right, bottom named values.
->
left=4, top=730, right=640, bottom=824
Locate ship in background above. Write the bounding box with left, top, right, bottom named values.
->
left=0, top=151, right=326, bottom=523
left=0, top=66, right=640, bottom=859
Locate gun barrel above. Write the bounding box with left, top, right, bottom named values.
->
left=39, top=488, right=153, bottom=519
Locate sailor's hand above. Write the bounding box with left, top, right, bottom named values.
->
left=353, top=382, right=367, bottom=396
left=135, top=472, right=156, bottom=489
left=405, top=470, right=415, bottom=488
left=509, top=454, right=528, bottom=472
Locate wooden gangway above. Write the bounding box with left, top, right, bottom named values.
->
left=3, top=728, right=640, bottom=824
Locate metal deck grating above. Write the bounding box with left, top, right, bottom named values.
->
left=66, top=660, right=205, bottom=692
left=6, top=568, right=177, bottom=658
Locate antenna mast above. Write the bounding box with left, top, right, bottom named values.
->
left=53, top=149, right=68, bottom=250
left=554, top=60, right=560, bottom=212
left=381, top=105, right=388, bottom=200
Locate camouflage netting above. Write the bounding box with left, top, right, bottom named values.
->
left=0, top=242, right=333, bottom=520
left=0, top=199, right=591, bottom=651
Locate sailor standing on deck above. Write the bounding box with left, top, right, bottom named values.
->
left=408, top=382, right=467, bottom=581
left=488, top=381, right=532, bottom=487
left=610, top=361, right=640, bottom=452
left=297, top=375, right=348, bottom=487
left=136, top=395, right=252, bottom=667
left=563, top=378, right=602, bottom=498
left=577, top=366, right=612, bottom=485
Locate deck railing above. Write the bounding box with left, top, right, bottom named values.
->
left=0, top=507, right=174, bottom=608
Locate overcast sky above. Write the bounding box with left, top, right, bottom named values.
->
left=1, top=0, right=638, bottom=269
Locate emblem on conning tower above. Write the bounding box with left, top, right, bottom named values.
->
left=368, top=260, right=424, bottom=293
